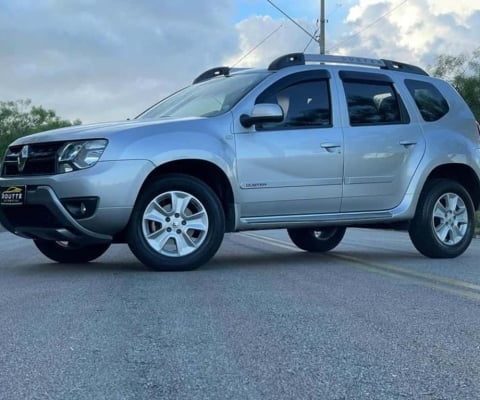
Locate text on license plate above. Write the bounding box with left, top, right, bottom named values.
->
left=1, top=186, right=26, bottom=205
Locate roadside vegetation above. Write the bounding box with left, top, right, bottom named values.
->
left=0, top=99, right=80, bottom=157
left=429, top=48, right=480, bottom=120
left=428, top=49, right=480, bottom=234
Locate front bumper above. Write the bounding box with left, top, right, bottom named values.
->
left=0, top=159, right=155, bottom=244
left=0, top=186, right=112, bottom=243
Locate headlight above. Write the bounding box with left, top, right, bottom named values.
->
left=58, top=139, right=108, bottom=173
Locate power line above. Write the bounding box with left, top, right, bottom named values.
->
left=231, top=23, right=284, bottom=67
left=267, top=0, right=326, bottom=54
left=266, top=0, right=317, bottom=42
left=328, top=0, right=408, bottom=53
left=327, top=2, right=343, bottom=20
left=304, top=27, right=319, bottom=52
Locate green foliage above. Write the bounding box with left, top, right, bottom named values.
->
left=430, top=51, right=480, bottom=231
left=430, top=48, right=480, bottom=121
left=0, top=99, right=81, bottom=157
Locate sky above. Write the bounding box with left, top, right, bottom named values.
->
left=0, top=0, right=479, bottom=124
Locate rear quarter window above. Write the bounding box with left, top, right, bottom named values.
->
left=405, top=79, right=449, bottom=122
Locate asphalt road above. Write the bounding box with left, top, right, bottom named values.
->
left=1, top=228, right=480, bottom=400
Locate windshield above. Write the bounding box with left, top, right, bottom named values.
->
left=137, top=71, right=270, bottom=120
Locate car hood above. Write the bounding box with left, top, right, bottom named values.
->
left=11, top=117, right=209, bottom=145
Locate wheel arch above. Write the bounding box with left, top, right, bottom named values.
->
left=408, top=177, right=476, bottom=258
left=137, top=159, right=236, bottom=232
left=424, top=164, right=480, bottom=210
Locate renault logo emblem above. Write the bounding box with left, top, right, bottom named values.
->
left=17, top=145, right=31, bottom=172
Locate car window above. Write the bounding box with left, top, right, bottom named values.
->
left=343, top=81, right=403, bottom=125
left=255, top=77, right=331, bottom=130
left=405, top=79, right=449, bottom=122
left=137, top=72, right=270, bottom=120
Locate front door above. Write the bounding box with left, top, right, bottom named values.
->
left=234, top=72, right=344, bottom=218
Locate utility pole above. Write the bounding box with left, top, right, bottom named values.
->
left=267, top=0, right=326, bottom=54
left=320, top=0, right=326, bottom=54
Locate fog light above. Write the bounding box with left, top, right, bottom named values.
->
left=61, top=197, right=98, bottom=219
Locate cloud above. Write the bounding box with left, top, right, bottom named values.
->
left=335, top=0, right=480, bottom=66
left=229, top=0, right=480, bottom=73
left=0, top=0, right=239, bottom=123
left=0, top=0, right=478, bottom=125
left=223, top=15, right=318, bottom=68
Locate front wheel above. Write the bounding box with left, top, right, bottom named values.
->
left=409, top=179, right=475, bottom=258
left=127, top=174, right=225, bottom=271
left=287, top=226, right=346, bottom=252
left=34, top=240, right=111, bottom=263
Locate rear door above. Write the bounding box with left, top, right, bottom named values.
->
left=339, top=71, right=426, bottom=212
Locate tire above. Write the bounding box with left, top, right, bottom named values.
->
left=287, top=226, right=346, bottom=252
left=34, top=240, right=111, bottom=263
left=408, top=179, right=475, bottom=258
left=127, top=174, right=225, bottom=271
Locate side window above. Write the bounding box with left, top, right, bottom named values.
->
left=343, top=81, right=403, bottom=125
left=405, top=79, right=449, bottom=122
left=256, top=78, right=331, bottom=130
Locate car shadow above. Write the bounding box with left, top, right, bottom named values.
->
left=15, top=251, right=329, bottom=275
left=13, top=247, right=429, bottom=276
left=203, top=251, right=325, bottom=271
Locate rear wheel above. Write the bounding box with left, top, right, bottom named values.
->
left=34, top=240, right=111, bottom=263
left=127, top=174, right=225, bottom=271
left=409, top=179, right=475, bottom=258
left=287, top=226, right=346, bottom=252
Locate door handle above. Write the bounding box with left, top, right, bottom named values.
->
left=321, top=143, right=341, bottom=153
left=399, top=140, right=417, bottom=148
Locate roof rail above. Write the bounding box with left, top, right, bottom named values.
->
left=381, top=59, right=428, bottom=76
left=268, top=52, right=428, bottom=76
left=193, top=67, right=231, bottom=84
left=192, top=67, right=251, bottom=84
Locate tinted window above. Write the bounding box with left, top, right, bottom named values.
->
left=343, top=81, right=402, bottom=125
left=256, top=79, right=331, bottom=130
left=405, top=79, right=449, bottom=122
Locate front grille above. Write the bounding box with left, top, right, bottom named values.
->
left=2, top=142, right=64, bottom=176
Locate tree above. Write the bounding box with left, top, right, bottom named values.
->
left=430, top=48, right=480, bottom=121
left=0, top=99, right=81, bottom=157
left=431, top=49, right=480, bottom=232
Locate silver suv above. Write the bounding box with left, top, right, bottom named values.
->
left=1, top=53, right=480, bottom=271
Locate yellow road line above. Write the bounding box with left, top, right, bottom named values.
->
left=240, top=232, right=480, bottom=301
left=241, top=232, right=302, bottom=252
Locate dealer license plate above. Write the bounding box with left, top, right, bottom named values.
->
left=1, top=185, right=26, bottom=206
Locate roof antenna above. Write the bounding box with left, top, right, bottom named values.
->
left=267, top=0, right=326, bottom=54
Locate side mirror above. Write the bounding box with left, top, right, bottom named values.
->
left=240, top=103, right=284, bottom=128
